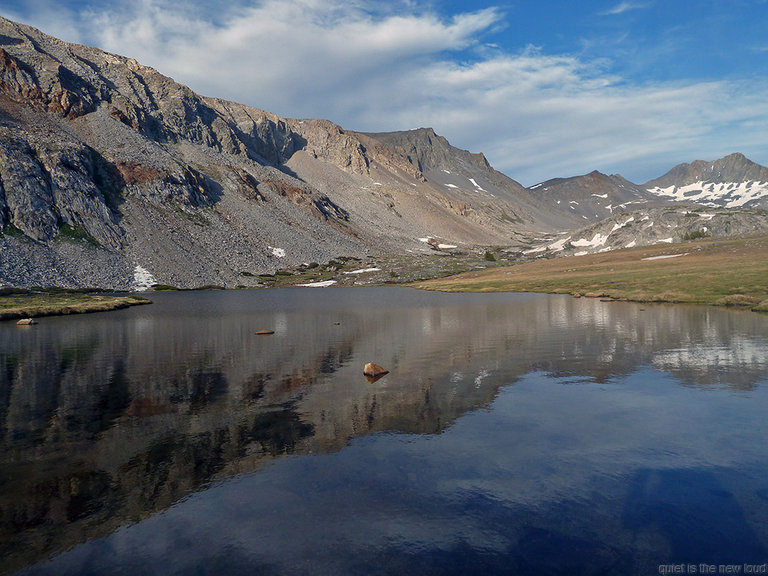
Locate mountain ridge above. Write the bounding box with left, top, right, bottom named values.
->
left=1, top=15, right=767, bottom=289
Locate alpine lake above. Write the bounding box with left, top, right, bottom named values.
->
left=2, top=287, right=768, bottom=575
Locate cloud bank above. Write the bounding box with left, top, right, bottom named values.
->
left=3, top=0, right=768, bottom=185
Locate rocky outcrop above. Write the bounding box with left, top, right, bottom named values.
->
left=0, top=47, right=95, bottom=119
left=0, top=130, right=123, bottom=247
left=362, top=127, right=489, bottom=174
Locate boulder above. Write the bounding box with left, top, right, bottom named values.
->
left=255, top=329, right=274, bottom=335
left=16, top=318, right=37, bottom=325
left=363, top=363, right=388, bottom=377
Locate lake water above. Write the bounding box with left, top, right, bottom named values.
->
left=2, top=287, right=768, bottom=575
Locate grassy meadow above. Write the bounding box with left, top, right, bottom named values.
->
left=0, top=292, right=151, bottom=321
left=414, top=235, right=768, bottom=311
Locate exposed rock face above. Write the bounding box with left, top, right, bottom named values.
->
left=361, top=127, right=491, bottom=174
left=0, top=129, right=122, bottom=247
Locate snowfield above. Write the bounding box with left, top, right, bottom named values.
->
left=647, top=181, right=768, bottom=207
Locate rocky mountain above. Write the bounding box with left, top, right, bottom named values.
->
left=0, top=15, right=767, bottom=290
left=0, top=16, right=553, bottom=290
left=644, top=153, right=768, bottom=208
left=527, top=171, right=664, bottom=225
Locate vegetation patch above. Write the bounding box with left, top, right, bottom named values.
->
left=0, top=292, right=151, bottom=321
left=151, top=284, right=180, bottom=291
left=56, top=223, right=99, bottom=246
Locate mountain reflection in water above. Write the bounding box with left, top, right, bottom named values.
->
left=2, top=287, right=768, bottom=575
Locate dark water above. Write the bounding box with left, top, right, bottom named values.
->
left=2, top=287, right=768, bottom=575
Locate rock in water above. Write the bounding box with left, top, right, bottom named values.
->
left=255, top=330, right=275, bottom=335
left=363, top=363, right=388, bottom=377
left=16, top=318, right=38, bottom=325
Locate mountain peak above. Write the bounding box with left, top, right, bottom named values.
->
left=644, top=153, right=768, bottom=208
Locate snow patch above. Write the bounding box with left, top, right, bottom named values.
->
left=345, top=268, right=381, bottom=275
left=642, top=253, right=688, bottom=261
left=647, top=180, right=768, bottom=208
left=269, top=246, right=286, bottom=258
left=438, top=244, right=457, bottom=249
left=445, top=184, right=458, bottom=189
left=657, top=238, right=674, bottom=244
left=468, top=178, right=486, bottom=192
left=132, top=265, right=156, bottom=292
left=625, top=240, right=637, bottom=248
left=296, top=280, right=337, bottom=287
left=572, top=233, right=609, bottom=248
left=547, top=236, right=572, bottom=252
left=592, top=193, right=608, bottom=198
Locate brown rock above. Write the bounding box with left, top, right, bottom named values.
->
left=363, top=363, right=388, bottom=377
left=255, top=330, right=274, bottom=335
left=584, top=292, right=605, bottom=298
left=16, top=318, right=37, bottom=325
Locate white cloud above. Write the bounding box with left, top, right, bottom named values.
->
left=3, top=0, right=768, bottom=185
left=600, top=2, right=648, bottom=16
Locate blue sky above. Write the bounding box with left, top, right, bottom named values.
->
left=2, top=0, right=768, bottom=185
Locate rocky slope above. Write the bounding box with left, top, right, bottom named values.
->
left=0, top=16, right=551, bottom=290
left=522, top=206, right=768, bottom=257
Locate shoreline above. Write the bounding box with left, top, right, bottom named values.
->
left=4, top=235, right=768, bottom=317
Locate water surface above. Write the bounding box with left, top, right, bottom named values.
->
left=2, top=288, right=768, bottom=575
